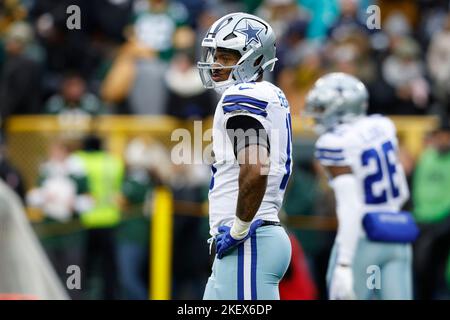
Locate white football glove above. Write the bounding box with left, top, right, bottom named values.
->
left=329, top=264, right=356, bottom=300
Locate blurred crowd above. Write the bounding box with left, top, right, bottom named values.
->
left=0, top=0, right=450, bottom=299
left=1, top=0, right=450, bottom=124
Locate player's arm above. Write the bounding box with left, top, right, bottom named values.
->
left=235, top=143, right=269, bottom=221
left=325, top=164, right=360, bottom=300
left=230, top=115, right=270, bottom=231
left=326, top=165, right=360, bottom=266
left=215, top=115, right=269, bottom=258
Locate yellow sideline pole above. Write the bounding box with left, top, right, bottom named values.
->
left=150, top=186, right=173, bottom=300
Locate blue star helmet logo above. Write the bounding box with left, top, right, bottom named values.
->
left=336, top=85, right=344, bottom=95
left=235, top=21, right=263, bottom=47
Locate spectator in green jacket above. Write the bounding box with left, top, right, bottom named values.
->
left=413, top=123, right=450, bottom=299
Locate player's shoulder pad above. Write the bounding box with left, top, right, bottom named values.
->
left=221, top=82, right=271, bottom=118
left=315, top=131, right=352, bottom=167
left=369, top=114, right=397, bottom=135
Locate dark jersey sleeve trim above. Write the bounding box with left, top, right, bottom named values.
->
left=225, top=115, right=270, bottom=158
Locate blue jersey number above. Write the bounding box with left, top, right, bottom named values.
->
left=277, top=90, right=289, bottom=108
left=361, top=141, right=399, bottom=204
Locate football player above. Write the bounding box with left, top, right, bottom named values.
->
left=198, top=12, right=293, bottom=300
left=304, top=73, right=417, bottom=300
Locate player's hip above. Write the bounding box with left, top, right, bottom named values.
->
left=207, top=224, right=291, bottom=299
left=327, top=238, right=413, bottom=299
left=327, top=238, right=412, bottom=281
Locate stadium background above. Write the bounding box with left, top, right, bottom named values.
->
left=0, top=0, right=449, bottom=300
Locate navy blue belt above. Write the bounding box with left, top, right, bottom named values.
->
left=208, top=220, right=281, bottom=258
left=261, top=220, right=282, bottom=227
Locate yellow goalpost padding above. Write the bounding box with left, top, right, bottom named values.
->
left=150, top=186, right=173, bottom=300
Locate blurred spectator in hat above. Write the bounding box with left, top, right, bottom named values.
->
left=0, top=21, right=41, bottom=125
left=274, top=17, right=309, bottom=80
left=427, top=13, right=450, bottom=121
left=131, top=0, right=189, bottom=61
left=256, top=0, right=309, bottom=39
left=326, top=0, right=372, bottom=42
left=417, top=0, right=450, bottom=48
left=413, top=122, right=450, bottom=299
left=165, top=27, right=216, bottom=119
left=381, top=36, right=430, bottom=114
left=29, top=0, right=102, bottom=94
left=263, top=8, right=314, bottom=105
left=327, top=32, right=376, bottom=84
left=365, top=12, right=416, bottom=114
left=366, top=10, right=413, bottom=58
left=278, top=44, right=324, bottom=115
left=384, top=11, right=414, bottom=46
left=45, top=72, right=105, bottom=117
left=90, top=0, right=135, bottom=42
left=177, top=0, right=208, bottom=28
left=101, top=24, right=168, bottom=114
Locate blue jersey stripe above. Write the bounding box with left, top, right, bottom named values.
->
left=209, top=165, right=217, bottom=190
left=280, top=113, right=292, bottom=190
left=316, top=155, right=346, bottom=162
left=237, top=245, right=244, bottom=300
left=251, top=234, right=257, bottom=300
left=316, top=147, right=343, bottom=153
left=223, top=104, right=268, bottom=117
left=223, top=95, right=268, bottom=109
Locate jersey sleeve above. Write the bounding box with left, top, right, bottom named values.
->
left=315, top=133, right=352, bottom=167
left=220, top=84, right=270, bottom=123
left=220, top=84, right=273, bottom=155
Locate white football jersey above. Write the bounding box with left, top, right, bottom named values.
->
left=208, top=81, right=293, bottom=236
left=316, top=115, right=410, bottom=217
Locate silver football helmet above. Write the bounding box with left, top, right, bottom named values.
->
left=197, top=12, right=278, bottom=93
left=304, top=73, right=369, bottom=134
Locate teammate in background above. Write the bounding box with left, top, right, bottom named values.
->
left=304, top=73, right=417, bottom=300
left=198, top=12, right=292, bottom=300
